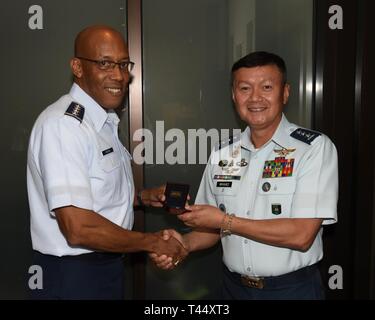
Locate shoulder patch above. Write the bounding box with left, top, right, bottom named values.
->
left=290, top=128, right=321, bottom=145
left=64, top=102, right=85, bottom=123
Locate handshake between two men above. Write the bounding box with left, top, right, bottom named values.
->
left=144, top=183, right=226, bottom=270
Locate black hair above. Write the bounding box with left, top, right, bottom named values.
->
left=231, top=51, right=287, bottom=84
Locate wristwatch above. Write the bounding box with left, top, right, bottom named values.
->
left=220, top=213, right=235, bottom=237
left=220, top=227, right=231, bottom=237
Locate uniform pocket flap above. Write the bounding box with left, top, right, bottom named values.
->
left=100, top=152, right=121, bottom=172
left=259, top=178, right=296, bottom=195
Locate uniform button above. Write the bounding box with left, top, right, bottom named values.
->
left=247, top=267, right=251, bottom=272
left=246, top=211, right=250, bottom=216
left=244, top=240, right=248, bottom=244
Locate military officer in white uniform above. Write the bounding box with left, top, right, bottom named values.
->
left=151, top=51, right=338, bottom=300
left=27, top=25, right=186, bottom=299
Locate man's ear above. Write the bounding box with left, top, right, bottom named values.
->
left=70, top=58, right=83, bottom=78
left=283, top=83, right=290, bottom=104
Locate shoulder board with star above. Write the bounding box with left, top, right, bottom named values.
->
left=64, top=102, right=85, bottom=123
left=290, top=128, right=321, bottom=145
left=217, top=134, right=241, bottom=150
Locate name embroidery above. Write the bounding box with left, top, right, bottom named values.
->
left=102, top=147, right=114, bottom=156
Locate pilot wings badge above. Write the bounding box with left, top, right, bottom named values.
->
left=273, top=148, right=296, bottom=157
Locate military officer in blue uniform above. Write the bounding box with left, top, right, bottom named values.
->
left=27, top=25, right=186, bottom=299
left=151, top=51, right=338, bottom=300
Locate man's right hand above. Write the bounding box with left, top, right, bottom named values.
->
left=150, top=229, right=189, bottom=270
left=139, top=185, right=166, bottom=207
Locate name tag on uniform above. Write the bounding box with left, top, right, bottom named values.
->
left=102, top=147, right=114, bottom=156
left=216, top=181, right=232, bottom=188
left=214, top=175, right=241, bottom=180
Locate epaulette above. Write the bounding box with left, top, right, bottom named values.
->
left=218, top=134, right=240, bottom=150
left=290, top=128, right=321, bottom=145
left=64, top=102, right=85, bottom=123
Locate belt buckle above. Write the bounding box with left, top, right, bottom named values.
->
left=241, top=275, right=265, bottom=289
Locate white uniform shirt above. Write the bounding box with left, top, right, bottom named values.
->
left=27, top=84, right=134, bottom=256
left=195, top=114, right=338, bottom=277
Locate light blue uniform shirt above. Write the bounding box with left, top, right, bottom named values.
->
left=195, top=114, right=338, bottom=277
left=27, top=83, right=134, bottom=256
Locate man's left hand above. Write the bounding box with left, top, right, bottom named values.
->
left=177, top=204, right=224, bottom=229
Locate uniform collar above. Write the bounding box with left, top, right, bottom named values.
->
left=241, top=113, right=293, bottom=151
left=69, top=83, right=119, bottom=131
left=271, top=114, right=295, bottom=149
